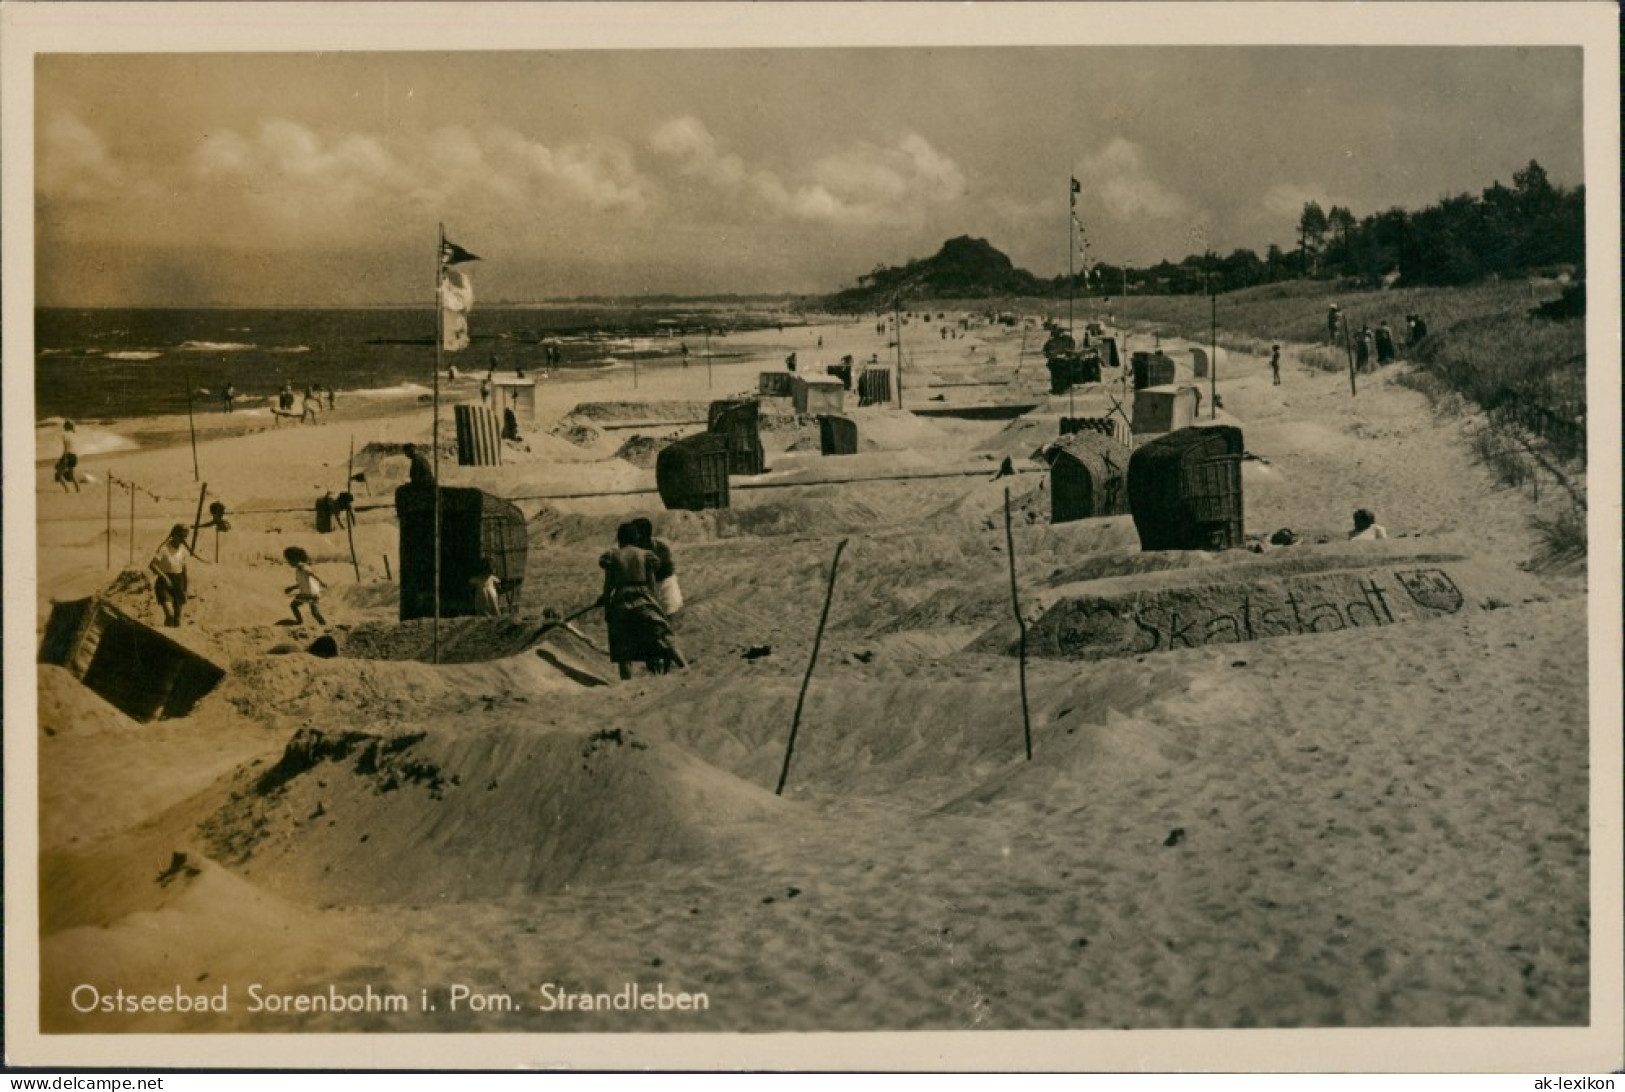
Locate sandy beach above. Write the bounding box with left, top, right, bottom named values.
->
left=27, top=309, right=1592, bottom=1041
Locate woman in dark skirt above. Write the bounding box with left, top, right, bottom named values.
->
left=600, top=522, right=687, bottom=680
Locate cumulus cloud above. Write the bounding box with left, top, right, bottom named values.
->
left=39, top=112, right=131, bottom=201
left=650, top=115, right=965, bottom=228
left=1076, top=138, right=1193, bottom=222
left=488, top=128, right=649, bottom=212
left=120, top=117, right=656, bottom=247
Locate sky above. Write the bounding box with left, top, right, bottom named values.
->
left=33, top=45, right=1584, bottom=306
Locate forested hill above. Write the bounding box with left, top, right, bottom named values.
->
left=826, top=236, right=1046, bottom=312
left=823, top=160, right=1582, bottom=307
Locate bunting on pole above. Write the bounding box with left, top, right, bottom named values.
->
left=1070, top=176, right=1081, bottom=204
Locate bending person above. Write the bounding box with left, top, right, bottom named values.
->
left=599, top=521, right=687, bottom=680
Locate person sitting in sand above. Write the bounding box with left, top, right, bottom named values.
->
left=631, top=517, right=683, bottom=621
left=54, top=420, right=80, bottom=493
left=1348, top=508, right=1388, bottom=541
left=472, top=557, right=503, bottom=617
left=150, top=523, right=207, bottom=627
left=600, top=521, right=687, bottom=680
left=283, top=546, right=328, bottom=625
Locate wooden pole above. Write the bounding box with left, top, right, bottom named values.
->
left=346, top=513, right=362, bottom=584
left=1342, top=314, right=1358, bottom=397
left=775, top=537, right=849, bottom=796
left=1067, top=178, right=1075, bottom=339
left=1210, top=291, right=1218, bottom=419
left=384, top=554, right=393, bottom=582
left=705, top=328, right=713, bottom=389
left=105, top=475, right=113, bottom=569
left=127, top=479, right=135, bottom=567
left=892, top=298, right=904, bottom=410
left=434, top=224, right=444, bottom=664
left=185, top=371, right=200, bottom=481
left=188, top=483, right=207, bottom=553
left=1005, top=487, right=1034, bottom=761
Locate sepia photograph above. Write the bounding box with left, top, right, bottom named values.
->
left=3, top=2, right=1620, bottom=1074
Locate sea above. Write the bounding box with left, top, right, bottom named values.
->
left=33, top=304, right=799, bottom=425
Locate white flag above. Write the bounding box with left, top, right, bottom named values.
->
left=440, top=267, right=474, bottom=352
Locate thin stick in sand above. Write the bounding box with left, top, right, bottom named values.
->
left=345, top=436, right=362, bottom=582
left=185, top=371, right=200, bottom=482
left=1004, top=486, right=1033, bottom=761
left=776, top=537, right=849, bottom=796
left=188, top=483, right=207, bottom=553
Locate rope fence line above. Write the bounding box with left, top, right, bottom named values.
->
left=37, top=464, right=1050, bottom=522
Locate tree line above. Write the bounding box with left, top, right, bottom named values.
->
left=828, top=160, right=1582, bottom=309
left=1088, top=160, right=1582, bottom=297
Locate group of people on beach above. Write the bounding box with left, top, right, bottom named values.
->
left=599, top=517, right=687, bottom=680
left=1325, top=304, right=1427, bottom=370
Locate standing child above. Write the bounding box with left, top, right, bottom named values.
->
left=472, top=557, right=502, bottom=616
left=150, top=523, right=205, bottom=626
left=283, top=546, right=328, bottom=625
left=1269, top=344, right=1282, bottom=386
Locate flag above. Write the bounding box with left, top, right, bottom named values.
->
left=1070, top=176, right=1081, bottom=206
left=441, top=239, right=482, bottom=266
left=440, top=267, right=474, bottom=352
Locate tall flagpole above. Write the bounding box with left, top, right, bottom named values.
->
left=433, top=223, right=444, bottom=664
left=1067, top=178, right=1076, bottom=339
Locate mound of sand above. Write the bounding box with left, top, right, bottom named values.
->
left=612, top=433, right=674, bottom=468
left=567, top=400, right=712, bottom=424
left=194, top=720, right=784, bottom=905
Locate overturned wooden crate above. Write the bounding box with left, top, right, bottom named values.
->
left=708, top=399, right=767, bottom=476
left=38, top=597, right=226, bottom=722
left=818, top=414, right=859, bottom=455
left=395, top=485, right=528, bottom=620
left=656, top=433, right=731, bottom=511
left=1047, top=432, right=1132, bottom=524
left=1127, top=425, right=1245, bottom=551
